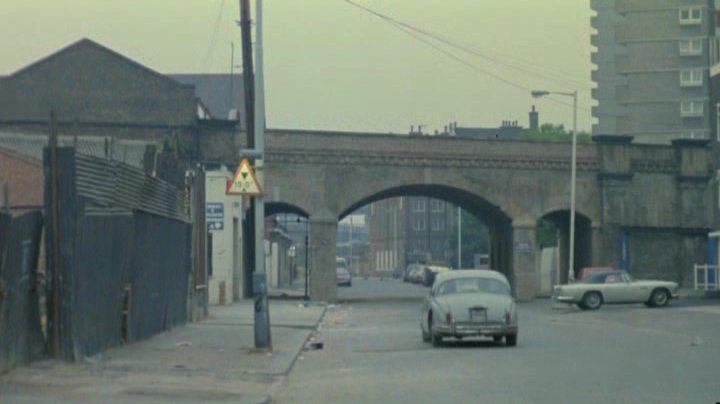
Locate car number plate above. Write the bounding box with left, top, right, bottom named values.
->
left=470, top=308, right=487, bottom=322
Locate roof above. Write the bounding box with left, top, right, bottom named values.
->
left=3, top=38, right=187, bottom=90
left=434, top=269, right=510, bottom=285
left=170, top=74, right=245, bottom=124
left=0, top=131, right=156, bottom=168
left=0, top=38, right=198, bottom=126
left=454, top=126, right=523, bottom=140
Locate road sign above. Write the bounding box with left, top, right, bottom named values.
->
left=227, top=158, right=263, bottom=196
left=206, top=203, right=224, bottom=230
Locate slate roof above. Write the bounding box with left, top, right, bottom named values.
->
left=170, top=74, right=246, bottom=125
left=454, top=126, right=523, bottom=140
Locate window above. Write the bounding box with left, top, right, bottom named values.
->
left=411, top=199, right=426, bottom=212
left=679, top=39, right=703, bottom=56
left=680, top=100, right=704, bottom=117
left=679, top=7, right=702, bottom=25
left=430, top=199, right=445, bottom=212
left=413, top=217, right=426, bottom=231
left=679, top=69, right=703, bottom=87
left=431, top=216, right=445, bottom=231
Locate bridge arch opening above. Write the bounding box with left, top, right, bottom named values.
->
left=537, top=210, right=593, bottom=286
left=335, top=184, right=517, bottom=300
left=261, top=202, right=310, bottom=297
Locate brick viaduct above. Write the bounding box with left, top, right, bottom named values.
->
left=201, top=129, right=712, bottom=302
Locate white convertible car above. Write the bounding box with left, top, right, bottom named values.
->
left=420, top=270, right=518, bottom=347
left=553, top=270, right=679, bottom=310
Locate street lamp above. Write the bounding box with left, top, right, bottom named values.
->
left=297, top=216, right=309, bottom=299
left=532, top=89, right=578, bottom=284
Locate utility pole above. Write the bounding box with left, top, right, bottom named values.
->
left=238, top=0, right=270, bottom=349
left=457, top=206, right=462, bottom=269
left=252, top=0, right=271, bottom=349
left=229, top=42, right=234, bottom=117
left=239, top=0, right=256, bottom=299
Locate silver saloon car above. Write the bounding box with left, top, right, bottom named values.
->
left=420, top=270, right=518, bottom=347
left=553, top=271, right=679, bottom=310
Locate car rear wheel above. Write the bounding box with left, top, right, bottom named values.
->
left=429, top=317, right=442, bottom=347
left=581, top=292, right=602, bottom=310
left=649, top=288, right=669, bottom=307
left=493, top=336, right=502, bottom=343
left=505, top=334, right=517, bottom=347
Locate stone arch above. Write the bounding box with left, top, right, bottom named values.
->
left=265, top=202, right=309, bottom=218
left=336, top=184, right=537, bottom=298
left=538, top=209, right=594, bottom=284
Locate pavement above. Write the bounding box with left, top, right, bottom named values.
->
left=0, top=299, right=327, bottom=404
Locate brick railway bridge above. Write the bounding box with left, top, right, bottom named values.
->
left=202, top=129, right=712, bottom=302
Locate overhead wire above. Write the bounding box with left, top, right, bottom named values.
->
left=344, top=0, right=589, bottom=88
left=200, top=0, right=226, bottom=72
left=343, top=0, right=690, bottom=132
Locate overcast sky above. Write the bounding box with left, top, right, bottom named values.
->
left=0, top=0, right=594, bottom=134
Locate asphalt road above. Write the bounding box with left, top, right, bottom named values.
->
left=276, top=279, right=720, bottom=403
left=337, top=277, right=429, bottom=301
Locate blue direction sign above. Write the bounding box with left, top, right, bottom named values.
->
left=206, top=203, right=224, bottom=230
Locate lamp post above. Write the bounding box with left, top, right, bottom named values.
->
left=532, top=90, right=578, bottom=284
left=297, top=216, right=309, bottom=299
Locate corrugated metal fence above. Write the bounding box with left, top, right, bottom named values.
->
left=0, top=211, right=45, bottom=373
left=44, top=147, right=192, bottom=361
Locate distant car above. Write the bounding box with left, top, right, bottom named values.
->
left=553, top=271, right=679, bottom=310
left=579, top=266, right=614, bottom=280
left=336, top=267, right=352, bottom=287
left=404, top=263, right=422, bottom=282
left=420, top=270, right=518, bottom=347
left=411, top=267, right=426, bottom=284
left=423, top=265, right=451, bottom=287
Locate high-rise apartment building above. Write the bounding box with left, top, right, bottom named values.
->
left=592, top=0, right=714, bottom=143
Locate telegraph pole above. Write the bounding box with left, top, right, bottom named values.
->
left=253, top=0, right=271, bottom=349
left=238, top=0, right=270, bottom=349
left=239, top=0, right=256, bottom=301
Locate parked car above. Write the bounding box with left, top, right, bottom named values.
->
left=336, top=267, right=352, bottom=287
left=553, top=270, right=679, bottom=310
left=420, top=270, right=518, bottom=347
left=411, top=266, right=426, bottom=284
left=423, top=265, right=451, bottom=287
left=336, top=257, right=349, bottom=271
left=579, top=266, right=614, bottom=281
left=404, top=263, right=422, bottom=282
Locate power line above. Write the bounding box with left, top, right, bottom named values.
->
left=200, top=0, right=226, bottom=72
left=344, top=0, right=690, bottom=132
left=343, top=0, right=590, bottom=88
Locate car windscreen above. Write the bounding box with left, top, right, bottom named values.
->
left=584, top=272, right=612, bottom=284
left=436, top=277, right=510, bottom=296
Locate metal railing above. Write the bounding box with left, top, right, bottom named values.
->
left=693, top=264, right=719, bottom=291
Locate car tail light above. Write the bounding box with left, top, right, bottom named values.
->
left=446, top=312, right=454, bottom=324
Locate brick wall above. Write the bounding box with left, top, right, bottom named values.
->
left=0, top=147, right=43, bottom=214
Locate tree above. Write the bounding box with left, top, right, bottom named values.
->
left=448, top=209, right=490, bottom=268
left=536, top=219, right=559, bottom=249
left=521, top=123, right=591, bottom=143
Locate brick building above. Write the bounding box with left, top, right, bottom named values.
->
left=0, top=146, right=43, bottom=215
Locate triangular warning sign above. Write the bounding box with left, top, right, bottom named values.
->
left=227, top=158, right=263, bottom=196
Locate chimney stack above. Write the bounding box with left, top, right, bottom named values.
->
left=529, top=105, right=539, bottom=131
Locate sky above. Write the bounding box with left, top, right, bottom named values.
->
left=0, top=0, right=594, bottom=134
